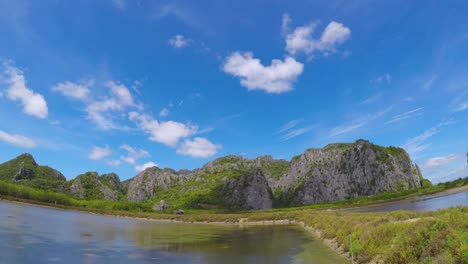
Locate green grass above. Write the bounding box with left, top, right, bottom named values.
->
left=297, top=207, right=468, bottom=263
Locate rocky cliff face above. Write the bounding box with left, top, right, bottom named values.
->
left=221, top=169, right=273, bottom=210
left=125, top=140, right=424, bottom=209
left=276, top=140, right=423, bottom=205
left=127, top=167, right=191, bottom=201
left=68, top=172, right=123, bottom=200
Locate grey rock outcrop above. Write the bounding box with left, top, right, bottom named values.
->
left=221, top=169, right=273, bottom=210
left=127, top=167, right=191, bottom=201
left=276, top=140, right=423, bottom=205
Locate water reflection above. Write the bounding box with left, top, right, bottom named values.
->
left=345, top=190, right=468, bottom=213
left=0, top=201, right=348, bottom=264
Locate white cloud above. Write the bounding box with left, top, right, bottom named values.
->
left=85, top=81, right=134, bottom=130
left=0, top=130, right=36, bottom=148
left=106, top=159, right=122, bottom=166
left=169, top=34, right=191, bottom=48
left=421, top=153, right=464, bottom=168
left=52, top=79, right=137, bottom=130
left=2, top=62, right=48, bottom=119
left=329, top=107, right=392, bottom=137
left=89, top=145, right=112, bottom=160
left=51, top=80, right=91, bottom=101
left=106, top=81, right=134, bottom=106
left=129, top=111, right=197, bottom=147
left=401, top=120, right=453, bottom=155
left=119, top=144, right=150, bottom=165
left=135, top=161, right=157, bottom=173
left=176, top=137, right=221, bottom=158
left=159, top=108, right=170, bottom=117
left=385, top=107, right=424, bottom=125
left=223, top=52, right=304, bottom=94
left=285, top=20, right=351, bottom=57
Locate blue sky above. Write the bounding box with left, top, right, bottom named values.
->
left=0, top=0, right=467, bottom=183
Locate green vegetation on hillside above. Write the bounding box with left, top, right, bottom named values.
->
left=68, top=172, right=106, bottom=200
left=0, top=180, right=152, bottom=212
left=152, top=168, right=249, bottom=209
left=0, top=153, right=65, bottom=192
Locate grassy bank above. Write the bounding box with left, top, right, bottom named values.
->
left=1, top=179, right=467, bottom=263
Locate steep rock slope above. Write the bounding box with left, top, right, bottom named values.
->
left=277, top=140, right=423, bottom=205
left=0, top=153, right=66, bottom=192
left=221, top=169, right=273, bottom=210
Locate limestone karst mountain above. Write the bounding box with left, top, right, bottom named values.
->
left=0, top=140, right=425, bottom=210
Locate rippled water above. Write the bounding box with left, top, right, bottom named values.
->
left=345, top=190, right=468, bottom=213
left=0, top=201, right=348, bottom=264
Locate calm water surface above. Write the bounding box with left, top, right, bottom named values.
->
left=0, top=201, right=348, bottom=264
left=345, top=190, right=468, bottom=213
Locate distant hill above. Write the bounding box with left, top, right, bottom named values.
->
left=67, top=172, right=125, bottom=200
left=0, top=153, right=66, bottom=192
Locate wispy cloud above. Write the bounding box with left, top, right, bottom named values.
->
left=449, top=89, right=468, bottom=112
left=0, top=130, right=36, bottom=148
left=361, top=93, right=382, bottom=104
left=401, top=120, right=454, bottom=154
left=112, top=0, right=127, bottom=10
left=151, top=4, right=213, bottom=34
left=277, top=119, right=313, bottom=140
left=422, top=75, right=437, bottom=91
left=455, top=102, right=468, bottom=111
left=421, top=153, right=464, bottom=168
left=371, top=73, right=391, bottom=84
left=329, top=107, right=392, bottom=137
left=281, top=127, right=313, bottom=140
left=119, top=144, right=150, bottom=165
left=278, top=119, right=302, bottom=133
left=385, top=107, right=424, bottom=125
